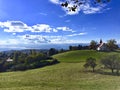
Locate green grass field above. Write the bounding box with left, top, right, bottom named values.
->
left=53, top=50, right=119, bottom=63
left=0, top=50, right=120, bottom=90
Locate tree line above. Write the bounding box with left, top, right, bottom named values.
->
left=0, top=50, right=59, bottom=72
left=69, top=39, right=119, bottom=51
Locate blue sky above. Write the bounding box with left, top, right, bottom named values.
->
left=0, top=0, right=119, bottom=49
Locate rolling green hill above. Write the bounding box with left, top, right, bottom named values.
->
left=0, top=63, right=120, bottom=90
left=0, top=50, right=120, bottom=90
left=53, top=50, right=118, bottom=63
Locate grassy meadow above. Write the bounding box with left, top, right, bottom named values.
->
left=0, top=50, right=120, bottom=90
left=53, top=50, right=119, bottom=63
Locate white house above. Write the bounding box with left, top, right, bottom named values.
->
left=6, top=58, right=13, bottom=62
left=97, top=39, right=108, bottom=51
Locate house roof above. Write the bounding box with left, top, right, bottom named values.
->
left=98, top=43, right=104, bottom=48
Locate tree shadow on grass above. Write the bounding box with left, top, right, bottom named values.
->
left=83, top=69, right=120, bottom=76
left=94, top=69, right=120, bottom=76
left=113, top=50, right=120, bottom=53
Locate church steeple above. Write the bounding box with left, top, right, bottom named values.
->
left=100, top=39, right=103, bottom=44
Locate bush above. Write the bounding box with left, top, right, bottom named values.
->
left=10, top=64, right=27, bottom=71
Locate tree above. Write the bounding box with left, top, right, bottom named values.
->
left=48, top=48, right=58, bottom=56
left=78, top=45, right=83, bottom=50
left=106, top=39, right=118, bottom=51
left=84, top=57, right=97, bottom=72
left=59, top=48, right=66, bottom=53
left=61, top=0, right=111, bottom=12
left=115, top=61, right=120, bottom=75
left=0, top=60, right=6, bottom=72
left=89, top=40, right=98, bottom=50
left=13, top=51, right=19, bottom=64
left=69, top=46, right=73, bottom=50
left=101, top=54, right=120, bottom=74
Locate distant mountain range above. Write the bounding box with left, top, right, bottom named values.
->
left=0, top=43, right=89, bottom=52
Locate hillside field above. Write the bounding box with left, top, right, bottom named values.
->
left=53, top=50, right=119, bottom=63
left=0, top=50, right=120, bottom=90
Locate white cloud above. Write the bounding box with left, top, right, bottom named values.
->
left=82, top=3, right=102, bottom=14
left=0, top=38, right=28, bottom=50
left=0, top=35, right=51, bottom=45
left=17, top=34, right=88, bottom=44
left=0, top=33, right=88, bottom=49
left=17, top=34, right=67, bottom=44
left=0, top=21, right=53, bottom=33
left=0, top=45, right=27, bottom=50
left=53, top=28, right=58, bottom=32
left=18, top=35, right=50, bottom=44
left=0, top=39, right=21, bottom=45
left=7, top=39, right=21, bottom=45
left=32, top=24, right=52, bottom=33
left=0, top=21, right=75, bottom=33
left=50, top=0, right=108, bottom=15
left=0, top=21, right=88, bottom=45
left=12, top=33, right=16, bottom=35
left=0, top=21, right=30, bottom=32
left=49, top=0, right=60, bottom=4
left=65, top=20, right=71, bottom=23
left=56, top=26, right=75, bottom=32
left=67, top=32, right=87, bottom=37
left=39, top=13, right=47, bottom=16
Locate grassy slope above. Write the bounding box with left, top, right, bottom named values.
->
left=0, top=50, right=120, bottom=90
left=0, top=63, right=120, bottom=90
left=53, top=50, right=118, bottom=63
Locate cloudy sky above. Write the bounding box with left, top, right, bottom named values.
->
left=0, top=0, right=119, bottom=49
